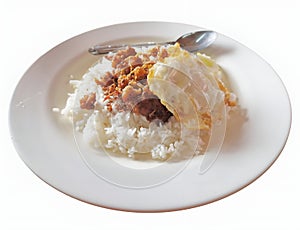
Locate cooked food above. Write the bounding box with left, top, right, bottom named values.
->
left=61, top=43, right=237, bottom=160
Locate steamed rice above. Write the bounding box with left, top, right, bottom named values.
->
left=61, top=44, right=236, bottom=160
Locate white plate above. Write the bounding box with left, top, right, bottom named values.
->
left=9, top=22, right=291, bottom=212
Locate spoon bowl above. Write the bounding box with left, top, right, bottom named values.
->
left=177, top=31, right=218, bottom=52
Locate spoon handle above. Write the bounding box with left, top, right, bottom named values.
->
left=88, top=41, right=175, bottom=55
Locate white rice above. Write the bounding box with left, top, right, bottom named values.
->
left=61, top=47, right=202, bottom=160
left=61, top=45, right=234, bottom=160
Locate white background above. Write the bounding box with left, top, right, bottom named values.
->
left=1, top=0, right=299, bottom=229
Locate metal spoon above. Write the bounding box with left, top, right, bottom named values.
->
left=88, top=30, right=217, bottom=55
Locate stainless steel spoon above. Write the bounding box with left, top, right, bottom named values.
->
left=88, top=30, right=217, bottom=55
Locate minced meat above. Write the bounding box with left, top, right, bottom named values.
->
left=93, top=46, right=172, bottom=122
